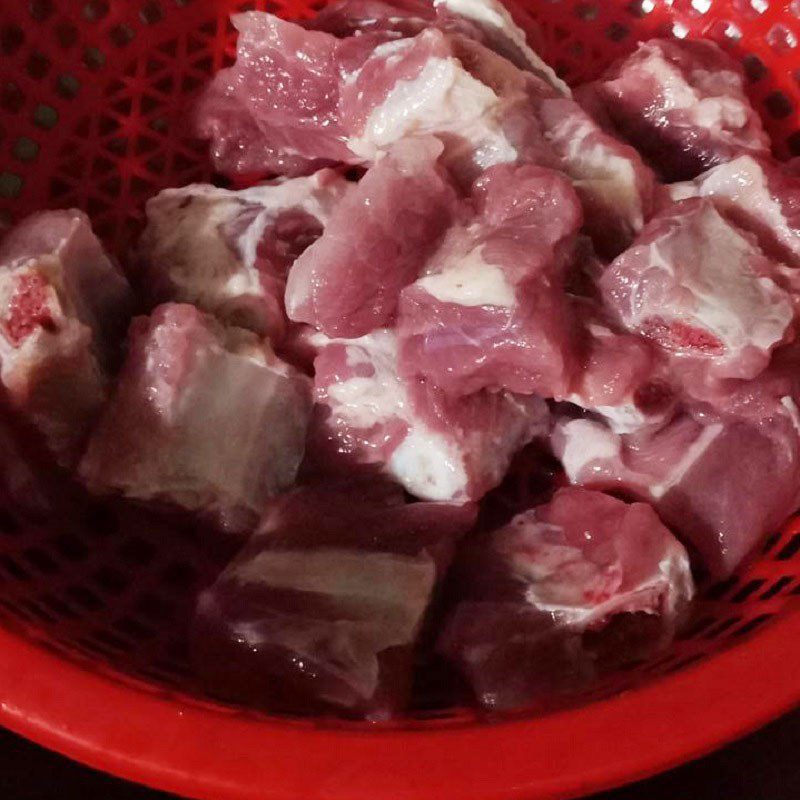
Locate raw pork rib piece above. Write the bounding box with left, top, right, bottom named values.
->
left=285, top=138, right=458, bottom=337
left=312, top=329, right=548, bottom=501
left=139, top=171, right=347, bottom=341
left=0, top=211, right=133, bottom=464
left=577, top=39, right=770, bottom=181
left=439, top=487, right=693, bottom=710
left=538, top=97, right=657, bottom=256
left=192, top=483, right=476, bottom=717
left=80, top=304, right=311, bottom=529
left=669, top=155, right=800, bottom=270
left=0, top=210, right=134, bottom=367
left=399, top=163, right=582, bottom=397
left=600, top=199, right=794, bottom=394
left=553, top=374, right=800, bottom=576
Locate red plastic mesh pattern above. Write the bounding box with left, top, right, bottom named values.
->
left=0, top=0, right=799, bottom=724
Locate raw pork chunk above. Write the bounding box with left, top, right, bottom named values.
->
left=599, top=199, right=794, bottom=395
left=577, top=39, right=770, bottom=181
left=568, top=301, right=675, bottom=434
left=0, top=211, right=134, bottom=464
left=80, top=304, right=311, bottom=528
left=539, top=97, right=657, bottom=256
left=438, top=487, right=693, bottom=710
left=194, top=13, right=351, bottom=177
left=399, top=163, right=582, bottom=397
left=339, top=27, right=557, bottom=180
left=553, top=374, right=800, bottom=576
left=311, top=0, right=568, bottom=93
left=285, top=138, right=458, bottom=337
left=138, top=171, right=348, bottom=341
left=312, top=329, right=548, bottom=502
left=192, top=483, right=476, bottom=717
left=669, top=155, right=800, bottom=270
left=0, top=209, right=134, bottom=367
left=196, top=12, right=558, bottom=181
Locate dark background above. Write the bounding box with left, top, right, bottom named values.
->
left=0, top=710, right=796, bottom=799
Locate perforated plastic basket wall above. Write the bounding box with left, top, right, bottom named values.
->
left=0, top=2, right=799, bottom=799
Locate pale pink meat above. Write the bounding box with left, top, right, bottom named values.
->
left=553, top=369, right=800, bottom=577
left=438, top=487, right=693, bottom=710
left=285, top=138, right=458, bottom=337
left=194, top=13, right=355, bottom=178
left=138, top=171, right=348, bottom=341
left=192, top=482, right=476, bottom=717
left=669, top=155, right=800, bottom=270
left=599, top=199, right=794, bottom=395
left=577, top=39, right=770, bottom=181
left=568, top=299, right=676, bottom=434
left=398, top=163, right=582, bottom=397
left=311, top=328, right=548, bottom=501
left=80, top=304, right=312, bottom=529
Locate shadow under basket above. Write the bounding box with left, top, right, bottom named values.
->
left=0, top=1, right=800, bottom=799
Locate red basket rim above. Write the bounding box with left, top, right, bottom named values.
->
left=0, top=608, right=797, bottom=800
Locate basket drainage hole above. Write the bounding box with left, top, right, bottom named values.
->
left=13, top=137, right=39, bottom=162
left=83, top=0, right=110, bottom=21
left=56, top=74, right=80, bottom=98
left=743, top=54, right=768, bottom=82
left=0, top=173, right=23, bottom=199
left=110, top=24, right=135, bottom=47
left=29, top=0, right=55, bottom=21
left=0, top=26, right=24, bottom=55
left=765, top=91, right=794, bottom=119
left=141, top=2, right=165, bottom=24
left=83, top=47, right=106, bottom=71
left=33, top=104, right=58, bottom=129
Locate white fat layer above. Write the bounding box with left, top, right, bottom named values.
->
left=415, top=245, right=516, bottom=307
left=556, top=418, right=621, bottom=482
left=781, top=396, right=800, bottom=436
left=594, top=402, right=650, bottom=435
left=347, top=56, right=517, bottom=166
left=631, top=207, right=792, bottom=355
left=636, top=52, right=748, bottom=130
left=323, top=331, right=471, bottom=500
left=325, top=331, right=404, bottom=430
left=548, top=110, right=642, bottom=227
left=388, top=426, right=469, bottom=501
left=672, top=156, right=800, bottom=265
left=435, top=0, right=570, bottom=95
left=649, top=422, right=723, bottom=499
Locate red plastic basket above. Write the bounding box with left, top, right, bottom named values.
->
left=0, top=1, right=800, bottom=799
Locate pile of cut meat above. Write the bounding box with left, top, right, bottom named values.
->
left=3, top=0, right=800, bottom=719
